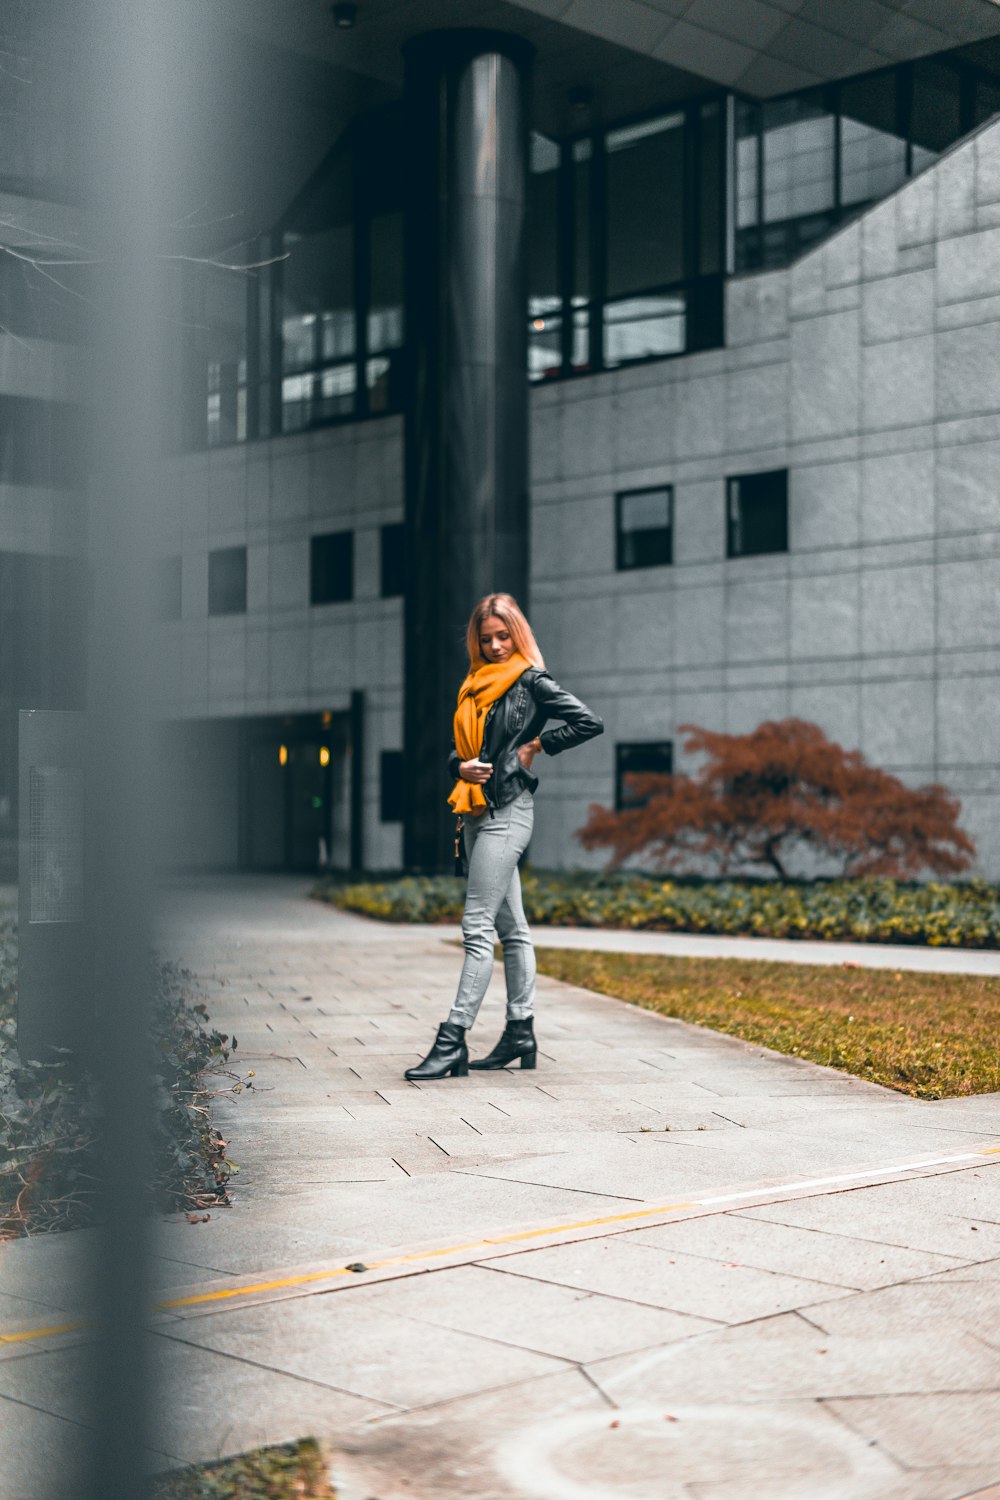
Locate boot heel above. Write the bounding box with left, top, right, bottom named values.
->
left=452, top=1055, right=469, bottom=1077
left=520, top=1051, right=537, bottom=1070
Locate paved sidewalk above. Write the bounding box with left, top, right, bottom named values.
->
left=1, top=874, right=999, bottom=1499
left=410, top=921, right=1000, bottom=975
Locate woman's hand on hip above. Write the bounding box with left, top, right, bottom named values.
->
left=459, top=758, right=492, bottom=784
left=517, top=738, right=543, bottom=771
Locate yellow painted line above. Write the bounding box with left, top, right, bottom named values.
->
left=482, top=1202, right=696, bottom=1246
left=158, top=1267, right=355, bottom=1309
left=0, top=1321, right=85, bottom=1347
left=5, top=1142, right=999, bottom=1346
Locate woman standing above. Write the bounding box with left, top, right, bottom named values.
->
left=405, top=593, right=603, bottom=1081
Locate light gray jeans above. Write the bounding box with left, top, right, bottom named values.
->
left=447, top=788, right=536, bottom=1030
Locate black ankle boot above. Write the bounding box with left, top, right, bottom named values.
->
left=469, top=1017, right=537, bottom=1071
left=404, top=1022, right=469, bottom=1081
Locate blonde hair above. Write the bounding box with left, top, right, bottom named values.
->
left=466, top=593, right=545, bottom=670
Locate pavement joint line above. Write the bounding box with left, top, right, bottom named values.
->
left=3, top=1140, right=999, bottom=1349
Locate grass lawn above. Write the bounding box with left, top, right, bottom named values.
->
left=533, top=948, right=1000, bottom=1100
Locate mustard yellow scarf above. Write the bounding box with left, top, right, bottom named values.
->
left=447, top=652, right=531, bottom=815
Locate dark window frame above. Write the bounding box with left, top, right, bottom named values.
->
left=310, top=530, right=354, bottom=606
left=615, top=740, right=674, bottom=812
left=726, top=469, right=789, bottom=559
left=380, top=748, right=404, bottom=823
left=615, top=485, right=674, bottom=571
left=528, top=93, right=728, bottom=386
left=379, top=521, right=405, bottom=598
left=733, top=49, right=991, bottom=273
left=208, top=545, right=248, bottom=617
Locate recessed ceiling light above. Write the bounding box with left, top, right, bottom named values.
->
left=333, top=3, right=358, bottom=28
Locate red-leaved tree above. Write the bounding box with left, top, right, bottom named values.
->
left=577, top=719, right=976, bottom=879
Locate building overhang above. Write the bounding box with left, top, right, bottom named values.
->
left=168, top=0, right=1000, bottom=250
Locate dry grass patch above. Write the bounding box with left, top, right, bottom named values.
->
left=151, top=1438, right=334, bottom=1499
left=533, top=949, right=1000, bottom=1099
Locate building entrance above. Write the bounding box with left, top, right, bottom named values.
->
left=240, top=706, right=360, bottom=873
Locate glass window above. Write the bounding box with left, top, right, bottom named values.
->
left=606, top=113, right=686, bottom=298
left=367, top=210, right=404, bottom=415
left=573, top=138, right=592, bottom=306
left=380, top=522, right=405, bottom=598
left=0, top=396, right=81, bottom=487
left=616, top=741, right=673, bottom=811
left=735, top=100, right=761, bottom=231
left=281, top=144, right=355, bottom=435
left=157, top=557, right=182, bottom=622
left=528, top=133, right=562, bottom=382
left=699, top=101, right=724, bottom=276
left=368, top=211, right=403, bottom=354
left=616, top=486, right=673, bottom=570
left=528, top=133, right=560, bottom=320
left=840, top=73, right=907, bottom=208
left=975, top=76, right=1000, bottom=128
left=310, top=531, right=353, bottom=605
left=176, top=252, right=251, bottom=451
left=282, top=227, right=355, bottom=371
left=604, top=293, right=685, bottom=368
left=762, top=93, right=835, bottom=225
left=911, top=59, right=963, bottom=168
left=0, top=252, right=90, bottom=343
left=727, top=471, right=788, bottom=558
left=380, top=750, right=404, bottom=822
left=208, top=546, right=247, bottom=616
left=529, top=309, right=564, bottom=383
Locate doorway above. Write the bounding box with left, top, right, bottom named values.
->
left=239, top=704, right=360, bottom=872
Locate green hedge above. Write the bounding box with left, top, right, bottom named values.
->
left=315, top=870, right=1000, bottom=949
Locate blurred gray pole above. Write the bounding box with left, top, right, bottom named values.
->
left=82, top=0, right=168, bottom=1491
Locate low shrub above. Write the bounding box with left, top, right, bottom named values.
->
left=151, top=1437, right=334, bottom=1499
left=315, top=870, right=1000, bottom=950
left=0, top=907, right=239, bottom=1238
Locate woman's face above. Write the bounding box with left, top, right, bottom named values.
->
left=479, top=614, right=513, bottom=663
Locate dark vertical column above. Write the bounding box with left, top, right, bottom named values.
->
left=350, top=689, right=365, bottom=871
left=403, top=29, right=533, bottom=873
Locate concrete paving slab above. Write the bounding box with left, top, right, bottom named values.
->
left=333, top=1367, right=610, bottom=1500
left=6, top=875, right=999, bottom=1495
left=152, top=1334, right=388, bottom=1466
left=169, top=1295, right=564, bottom=1408
left=340, top=1263, right=715, bottom=1363
left=627, top=1211, right=969, bottom=1290
left=800, top=1277, right=1000, bottom=1344
left=585, top=1312, right=1000, bottom=1405
left=826, top=1390, right=1000, bottom=1473
left=480, top=1235, right=854, bottom=1322
left=0, top=1393, right=137, bottom=1500
left=744, top=1184, right=1000, bottom=1259
left=919, top=1258, right=1000, bottom=1283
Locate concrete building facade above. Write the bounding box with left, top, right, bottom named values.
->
left=6, top=1, right=1000, bottom=880
left=156, top=106, right=1000, bottom=876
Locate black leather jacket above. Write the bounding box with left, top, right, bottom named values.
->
left=448, top=667, right=603, bottom=812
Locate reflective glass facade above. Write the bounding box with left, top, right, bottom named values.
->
left=735, top=52, right=1000, bottom=271
left=528, top=99, right=725, bottom=382
left=175, top=44, right=1000, bottom=450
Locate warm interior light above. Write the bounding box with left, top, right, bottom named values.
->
left=319, top=746, right=330, bottom=767
left=532, top=318, right=545, bottom=331
left=321, top=710, right=333, bottom=726
left=279, top=744, right=288, bottom=766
